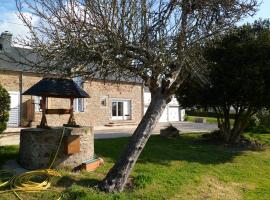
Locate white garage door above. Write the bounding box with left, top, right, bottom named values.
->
left=7, top=91, right=20, bottom=127
left=168, top=107, right=180, bottom=122
left=144, top=106, right=181, bottom=122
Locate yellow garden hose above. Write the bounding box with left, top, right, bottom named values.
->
left=0, top=127, right=66, bottom=200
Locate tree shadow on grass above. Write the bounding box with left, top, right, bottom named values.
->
left=0, top=145, right=19, bottom=167
left=56, top=175, right=100, bottom=188
left=94, top=133, right=256, bottom=166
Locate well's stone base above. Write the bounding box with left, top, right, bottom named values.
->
left=19, top=127, right=94, bottom=170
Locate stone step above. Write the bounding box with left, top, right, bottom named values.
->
left=105, top=120, right=137, bottom=127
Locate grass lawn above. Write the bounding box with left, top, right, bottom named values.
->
left=1, top=133, right=270, bottom=200
left=186, top=115, right=235, bottom=125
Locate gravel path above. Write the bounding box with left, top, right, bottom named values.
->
left=0, top=122, right=217, bottom=145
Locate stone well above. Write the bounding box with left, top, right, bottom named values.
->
left=19, top=127, right=94, bottom=170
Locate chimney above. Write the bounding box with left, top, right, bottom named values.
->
left=0, top=31, right=12, bottom=51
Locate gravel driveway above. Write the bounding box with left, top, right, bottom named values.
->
left=0, top=122, right=217, bottom=145
left=95, top=122, right=217, bottom=139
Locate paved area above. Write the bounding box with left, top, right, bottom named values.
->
left=94, top=122, right=217, bottom=139
left=0, top=133, right=20, bottom=146
left=0, top=122, right=217, bottom=146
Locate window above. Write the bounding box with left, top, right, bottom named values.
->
left=74, top=98, right=84, bottom=112
left=73, top=77, right=84, bottom=112
left=112, top=101, right=124, bottom=117
left=34, top=96, right=41, bottom=111
left=111, top=99, right=131, bottom=120
left=100, top=96, right=107, bottom=107
left=0, top=44, right=2, bottom=50
left=34, top=96, right=48, bottom=111
left=112, top=102, right=117, bottom=116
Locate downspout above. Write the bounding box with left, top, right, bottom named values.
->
left=19, top=71, right=23, bottom=127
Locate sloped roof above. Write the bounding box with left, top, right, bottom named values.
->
left=0, top=47, right=142, bottom=83
left=0, top=45, right=143, bottom=84
left=22, top=78, right=90, bottom=98
left=0, top=47, right=33, bottom=72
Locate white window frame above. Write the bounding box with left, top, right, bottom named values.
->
left=34, top=96, right=41, bottom=112
left=74, top=98, right=84, bottom=112
left=73, top=77, right=85, bottom=112
left=34, top=96, right=49, bottom=112
left=111, top=99, right=132, bottom=120
left=100, top=96, right=107, bottom=107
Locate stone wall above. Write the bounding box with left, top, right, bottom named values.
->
left=0, top=70, right=20, bottom=91
left=0, top=70, right=143, bottom=127
left=30, top=79, right=143, bottom=127
left=19, top=127, right=94, bottom=170
left=76, top=80, right=143, bottom=126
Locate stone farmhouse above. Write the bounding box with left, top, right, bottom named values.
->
left=0, top=31, right=185, bottom=128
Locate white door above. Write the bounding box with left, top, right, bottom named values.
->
left=7, top=91, right=20, bottom=127
left=159, top=107, right=168, bottom=122
left=168, top=107, right=180, bottom=122
left=123, top=101, right=131, bottom=120
left=112, top=100, right=131, bottom=120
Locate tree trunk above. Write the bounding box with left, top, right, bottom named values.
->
left=219, top=110, right=252, bottom=144
left=220, top=124, right=231, bottom=143
left=99, top=91, right=168, bottom=192
left=219, top=112, right=232, bottom=143
left=230, top=111, right=253, bottom=144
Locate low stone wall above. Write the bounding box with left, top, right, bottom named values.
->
left=19, top=127, right=94, bottom=170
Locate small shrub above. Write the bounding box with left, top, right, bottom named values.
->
left=160, top=124, right=180, bottom=138
left=245, top=109, right=270, bottom=133
left=256, top=109, right=270, bottom=130
left=164, top=124, right=178, bottom=132
left=0, top=84, right=10, bottom=134
left=245, top=116, right=259, bottom=132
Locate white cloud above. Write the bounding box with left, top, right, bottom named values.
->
left=0, top=11, right=39, bottom=46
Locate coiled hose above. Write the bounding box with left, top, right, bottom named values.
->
left=0, top=127, right=66, bottom=200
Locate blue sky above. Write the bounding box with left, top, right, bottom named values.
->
left=244, top=0, right=270, bottom=22
left=0, top=0, right=269, bottom=39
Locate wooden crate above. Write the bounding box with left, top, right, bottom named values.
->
left=81, top=158, right=104, bottom=171
left=64, top=135, right=80, bottom=154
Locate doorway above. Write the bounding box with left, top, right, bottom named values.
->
left=111, top=100, right=131, bottom=120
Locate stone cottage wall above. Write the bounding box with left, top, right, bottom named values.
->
left=0, top=70, right=143, bottom=127
left=0, top=70, right=20, bottom=91
left=76, top=80, right=143, bottom=126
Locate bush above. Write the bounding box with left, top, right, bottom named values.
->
left=256, top=109, right=270, bottom=129
left=246, top=109, right=270, bottom=133
left=177, top=21, right=270, bottom=143
left=0, top=84, right=10, bottom=134
left=160, top=124, right=180, bottom=138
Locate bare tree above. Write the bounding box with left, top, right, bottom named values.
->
left=10, top=0, right=258, bottom=192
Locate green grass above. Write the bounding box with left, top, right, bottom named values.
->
left=186, top=115, right=218, bottom=124
left=186, top=115, right=235, bottom=124
left=0, top=145, right=19, bottom=165
left=1, top=133, right=270, bottom=200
